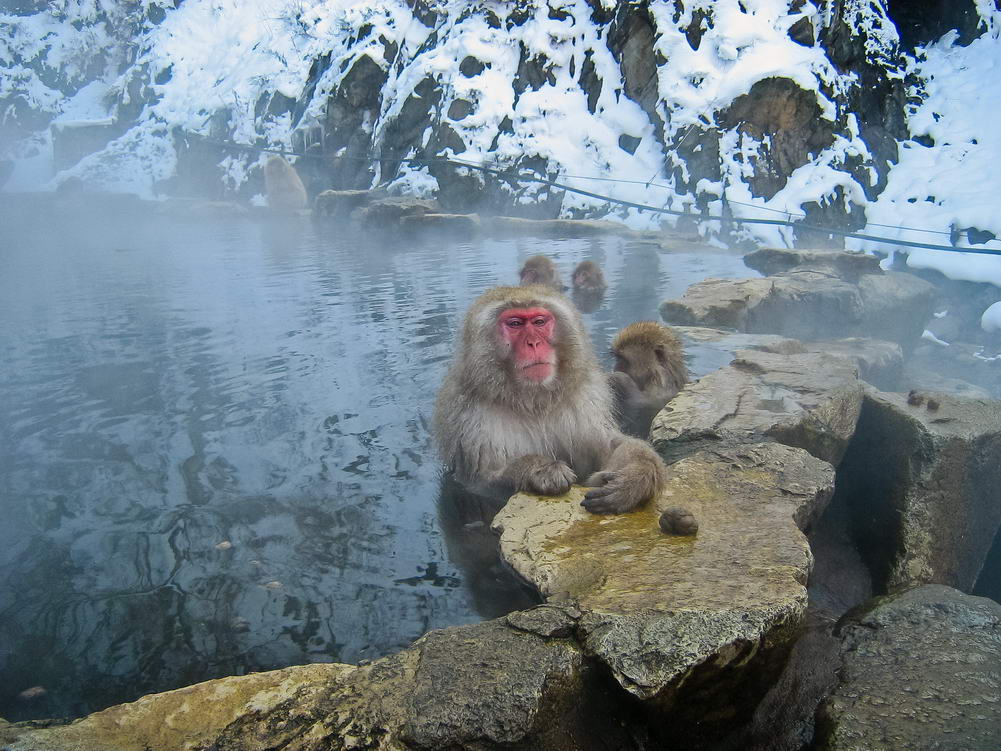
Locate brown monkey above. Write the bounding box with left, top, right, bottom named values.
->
left=518, top=255, right=562, bottom=289
left=571, top=260, right=607, bottom=292
left=264, top=154, right=308, bottom=213
left=610, top=321, right=688, bottom=438
left=570, top=260, right=607, bottom=313
left=434, top=285, right=667, bottom=514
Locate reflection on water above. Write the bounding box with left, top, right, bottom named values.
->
left=0, top=205, right=751, bottom=720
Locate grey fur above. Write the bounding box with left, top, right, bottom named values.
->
left=434, top=285, right=666, bottom=513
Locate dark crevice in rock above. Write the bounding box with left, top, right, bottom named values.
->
left=886, top=0, right=985, bottom=51
left=608, top=5, right=665, bottom=143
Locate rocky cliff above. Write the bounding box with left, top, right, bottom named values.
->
left=3, top=1, right=999, bottom=244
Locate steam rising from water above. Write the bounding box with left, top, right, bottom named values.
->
left=0, top=204, right=752, bottom=720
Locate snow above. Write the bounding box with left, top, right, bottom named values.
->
left=2, top=0, right=1001, bottom=312
left=983, top=302, right=1001, bottom=334
left=847, top=16, right=1001, bottom=316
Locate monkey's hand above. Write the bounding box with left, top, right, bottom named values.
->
left=581, top=464, right=657, bottom=514
left=609, top=371, right=640, bottom=401
left=509, top=456, right=577, bottom=496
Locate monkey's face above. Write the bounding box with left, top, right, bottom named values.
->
left=496, top=307, right=557, bottom=385
left=613, top=345, right=661, bottom=391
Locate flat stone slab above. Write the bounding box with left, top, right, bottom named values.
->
left=486, top=216, right=636, bottom=238
left=743, top=247, right=882, bottom=279
left=675, top=326, right=805, bottom=377
left=660, top=269, right=935, bottom=350
left=494, top=442, right=835, bottom=709
left=676, top=327, right=902, bottom=389
left=815, top=584, right=1001, bottom=751
left=398, top=211, right=482, bottom=233
left=651, top=349, right=863, bottom=466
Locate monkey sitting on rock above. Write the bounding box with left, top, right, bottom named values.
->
left=434, top=285, right=669, bottom=515
left=610, top=321, right=689, bottom=439
left=263, top=154, right=308, bottom=214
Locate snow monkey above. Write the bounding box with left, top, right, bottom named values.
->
left=571, top=260, right=607, bottom=292
left=264, top=154, right=308, bottom=213
left=610, top=321, right=689, bottom=438
left=434, top=285, right=667, bottom=514
left=518, top=255, right=562, bottom=289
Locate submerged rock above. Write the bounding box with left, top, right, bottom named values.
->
left=814, top=584, right=1001, bottom=751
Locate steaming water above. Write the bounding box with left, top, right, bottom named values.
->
left=0, top=204, right=753, bottom=720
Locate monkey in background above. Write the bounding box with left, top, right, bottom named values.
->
left=570, top=260, right=607, bottom=313
left=434, top=285, right=668, bottom=515
left=264, top=154, right=308, bottom=214
left=610, top=321, right=689, bottom=439
left=518, top=255, right=563, bottom=290
left=571, top=260, right=607, bottom=292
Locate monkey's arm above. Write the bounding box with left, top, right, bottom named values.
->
left=581, top=434, right=666, bottom=514
left=609, top=371, right=672, bottom=412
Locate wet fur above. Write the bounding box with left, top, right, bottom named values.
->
left=518, top=255, right=562, bottom=289
left=435, top=286, right=666, bottom=513
left=611, top=321, right=688, bottom=438
left=571, top=260, right=607, bottom=292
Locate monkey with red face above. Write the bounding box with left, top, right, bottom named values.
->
left=434, top=285, right=667, bottom=514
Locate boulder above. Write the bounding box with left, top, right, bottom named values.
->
left=0, top=619, right=639, bottom=751
left=900, top=356, right=993, bottom=398
left=675, top=327, right=902, bottom=389
left=495, top=442, right=835, bottom=743
left=487, top=216, right=636, bottom=238
left=814, top=584, right=1001, bottom=751
left=836, top=388, right=1001, bottom=592
left=398, top=212, right=482, bottom=234
left=354, top=196, right=439, bottom=226
left=810, top=338, right=903, bottom=392
left=660, top=255, right=935, bottom=350
left=743, top=248, right=881, bottom=280
left=650, top=349, right=863, bottom=466
left=313, top=188, right=378, bottom=218
left=660, top=277, right=775, bottom=330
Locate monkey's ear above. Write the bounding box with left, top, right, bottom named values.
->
left=654, top=345, right=668, bottom=367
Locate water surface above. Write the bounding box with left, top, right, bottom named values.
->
left=0, top=203, right=752, bottom=719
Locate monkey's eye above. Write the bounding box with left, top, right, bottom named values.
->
left=504, top=318, right=525, bottom=327
left=531, top=317, right=548, bottom=326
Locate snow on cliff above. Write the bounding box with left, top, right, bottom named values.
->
left=2, top=1, right=1001, bottom=295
